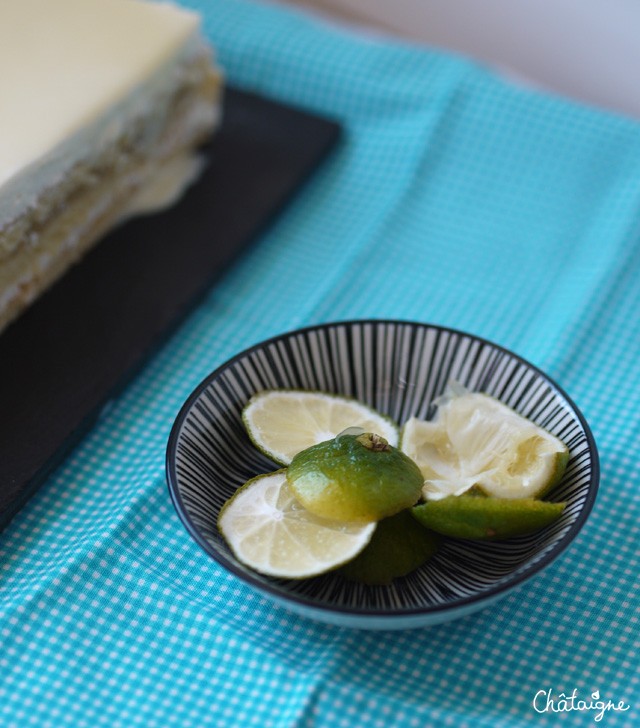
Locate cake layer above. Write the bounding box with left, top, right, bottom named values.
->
left=0, top=69, right=219, bottom=333
left=0, top=0, right=214, bottom=217
left=0, top=0, right=222, bottom=332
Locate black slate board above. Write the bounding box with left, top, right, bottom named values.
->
left=0, top=87, right=341, bottom=529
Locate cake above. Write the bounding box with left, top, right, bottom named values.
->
left=0, top=0, right=222, bottom=333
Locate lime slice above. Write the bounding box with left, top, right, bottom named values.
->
left=218, top=470, right=376, bottom=579
left=401, top=385, right=569, bottom=500
left=243, top=389, right=398, bottom=465
left=340, top=510, right=440, bottom=585
left=412, top=495, right=566, bottom=540
left=286, top=432, right=423, bottom=523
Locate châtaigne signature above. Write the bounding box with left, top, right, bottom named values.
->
left=533, top=689, right=630, bottom=722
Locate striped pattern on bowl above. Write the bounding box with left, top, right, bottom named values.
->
left=166, top=320, right=598, bottom=629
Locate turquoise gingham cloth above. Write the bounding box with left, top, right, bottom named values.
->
left=2, top=1, right=639, bottom=725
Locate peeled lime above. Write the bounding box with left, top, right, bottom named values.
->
left=411, top=495, right=565, bottom=540
left=401, top=384, right=569, bottom=501
left=340, top=510, right=440, bottom=585
left=286, top=432, right=423, bottom=523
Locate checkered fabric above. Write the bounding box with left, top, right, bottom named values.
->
left=1, top=1, right=638, bottom=725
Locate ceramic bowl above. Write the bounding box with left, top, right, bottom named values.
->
left=166, top=320, right=599, bottom=629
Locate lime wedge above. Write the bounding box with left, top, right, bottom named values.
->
left=243, top=389, right=398, bottom=465
left=401, top=384, right=569, bottom=500
left=412, top=495, right=565, bottom=540
left=218, top=471, right=376, bottom=579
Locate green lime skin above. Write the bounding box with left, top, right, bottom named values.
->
left=340, top=510, right=440, bottom=585
left=286, top=432, right=424, bottom=523
left=412, top=496, right=565, bottom=541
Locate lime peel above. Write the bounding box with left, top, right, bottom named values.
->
left=340, top=510, right=441, bottom=585
left=412, top=495, right=566, bottom=541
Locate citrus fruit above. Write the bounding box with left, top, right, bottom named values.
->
left=400, top=385, right=569, bottom=500
left=242, top=389, right=398, bottom=466
left=412, top=495, right=565, bottom=540
left=340, top=510, right=440, bottom=585
left=286, top=432, right=423, bottom=523
left=218, top=470, right=376, bottom=579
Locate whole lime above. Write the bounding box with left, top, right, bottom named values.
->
left=286, top=432, right=423, bottom=523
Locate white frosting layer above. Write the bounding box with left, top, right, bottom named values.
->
left=0, top=0, right=209, bottom=226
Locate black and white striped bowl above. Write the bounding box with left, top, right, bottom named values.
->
left=166, top=320, right=598, bottom=630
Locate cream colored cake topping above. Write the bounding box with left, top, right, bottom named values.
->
left=126, top=152, right=206, bottom=216
left=0, top=0, right=210, bottom=224
left=0, top=0, right=221, bottom=334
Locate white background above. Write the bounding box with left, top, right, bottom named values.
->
left=276, top=0, right=640, bottom=121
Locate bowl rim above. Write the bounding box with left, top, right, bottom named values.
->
left=166, top=318, right=600, bottom=621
